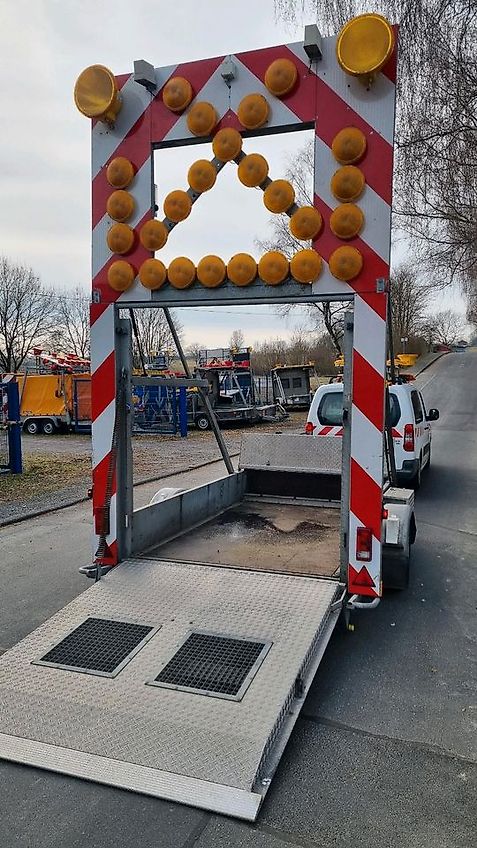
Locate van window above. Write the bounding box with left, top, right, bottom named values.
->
left=281, top=378, right=290, bottom=389
left=292, top=377, right=302, bottom=388
left=318, top=392, right=344, bottom=426
left=411, top=390, right=423, bottom=423
left=318, top=391, right=401, bottom=427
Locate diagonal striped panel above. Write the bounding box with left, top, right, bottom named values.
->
left=349, top=459, right=382, bottom=541
left=352, top=351, right=385, bottom=431
left=287, top=40, right=396, bottom=145
left=91, top=351, right=115, bottom=422
left=314, top=136, right=392, bottom=262
left=350, top=406, right=382, bottom=485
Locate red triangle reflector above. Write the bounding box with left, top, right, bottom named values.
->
left=349, top=565, right=376, bottom=587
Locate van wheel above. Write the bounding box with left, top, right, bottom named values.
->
left=424, top=445, right=431, bottom=471
left=383, top=549, right=410, bottom=590
left=42, top=420, right=57, bottom=435
left=195, top=415, right=210, bottom=431
left=24, top=420, right=39, bottom=435
left=412, top=456, right=422, bottom=491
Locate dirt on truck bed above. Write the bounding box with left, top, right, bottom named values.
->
left=0, top=413, right=306, bottom=524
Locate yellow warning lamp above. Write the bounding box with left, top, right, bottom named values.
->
left=289, top=206, right=323, bottom=240
left=162, top=76, right=193, bottom=112
left=332, top=128, right=367, bottom=165
left=186, top=102, right=217, bottom=137
left=330, top=166, right=365, bottom=202
left=139, top=259, right=167, bottom=290
left=163, top=190, right=192, bottom=222
left=258, top=251, right=289, bottom=286
left=139, top=219, right=168, bottom=251
left=106, top=190, right=135, bottom=222
left=107, top=260, right=135, bottom=292
left=106, top=157, right=135, bottom=189
left=264, top=58, right=298, bottom=97
left=290, top=250, right=323, bottom=284
left=106, top=223, right=135, bottom=255
left=330, top=203, right=364, bottom=240
left=212, top=128, right=243, bottom=162
left=238, top=153, right=269, bottom=188
left=263, top=179, right=295, bottom=213
left=187, top=160, right=217, bottom=193
left=336, top=14, right=395, bottom=83
left=197, top=255, right=226, bottom=288
left=329, top=245, right=363, bottom=281
left=167, top=257, right=196, bottom=289
left=227, top=253, right=257, bottom=287
left=74, top=65, right=121, bottom=124
left=238, top=93, right=269, bottom=130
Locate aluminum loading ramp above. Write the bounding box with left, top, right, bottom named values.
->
left=0, top=559, right=340, bottom=820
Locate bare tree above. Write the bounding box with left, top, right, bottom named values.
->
left=0, top=257, right=55, bottom=372
left=185, top=342, right=204, bottom=363
left=131, top=308, right=182, bottom=369
left=273, top=1, right=477, bottom=303
left=229, top=329, right=245, bottom=350
left=255, top=138, right=347, bottom=353
left=389, top=264, right=431, bottom=353
left=251, top=337, right=289, bottom=373
left=421, top=309, right=465, bottom=347
left=48, top=286, right=90, bottom=358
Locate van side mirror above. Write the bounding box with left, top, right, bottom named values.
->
left=426, top=408, right=439, bottom=421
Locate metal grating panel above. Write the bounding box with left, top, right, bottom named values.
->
left=148, top=630, right=272, bottom=701
left=34, top=617, right=158, bottom=678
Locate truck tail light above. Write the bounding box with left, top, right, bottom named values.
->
left=356, top=527, right=373, bottom=561
left=403, top=423, right=414, bottom=452
left=305, top=421, right=316, bottom=434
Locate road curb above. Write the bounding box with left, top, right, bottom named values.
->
left=408, top=351, right=447, bottom=378
left=0, top=452, right=240, bottom=529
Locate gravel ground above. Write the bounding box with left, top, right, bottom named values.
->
left=0, top=413, right=305, bottom=524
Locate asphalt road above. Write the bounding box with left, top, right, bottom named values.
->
left=1, top=352, right=476, bottom=847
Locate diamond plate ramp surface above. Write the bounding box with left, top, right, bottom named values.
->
left=0, top=559, right=338, bottom=818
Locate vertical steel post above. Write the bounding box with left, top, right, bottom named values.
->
left=179, top=387, right=187, bottom=438
left=340, top=312, right=353, bottom=583
left=163, top=307, right=234, bottom=474
left=115, top=312, right=133, bottom=560
left=7, top=382, right=22, bottom=474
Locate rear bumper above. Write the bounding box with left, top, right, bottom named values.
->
left=396, top=459, right=419, bottom=483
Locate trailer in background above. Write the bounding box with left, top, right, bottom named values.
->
left=194, top=348, right=286, bottom=428
left=17, top=373, right=91, bottom=435
left=271, top=364, right=314, bottom=410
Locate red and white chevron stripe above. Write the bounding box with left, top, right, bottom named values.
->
left=90, top=34, right=395, bottom=583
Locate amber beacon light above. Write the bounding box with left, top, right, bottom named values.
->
left=74, top=65, right=122, bottom=124
left=336, top=14, right=394, bottom=81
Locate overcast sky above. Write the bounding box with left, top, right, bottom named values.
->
left=1, top=0, right=465, bottom=348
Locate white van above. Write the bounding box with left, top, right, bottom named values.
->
left=305, top=380, right=439, bottom=489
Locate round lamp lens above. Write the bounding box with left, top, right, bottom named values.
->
left=336, top=14, right=395, bottom=76
left=163, top=190, right=192, bottom=223
left=139, top=219, right=168, bottom=251
left=237, top=93, right=269, bottom=130
left=237, top=153, right=269, bottom=188
left=107, top=260, right=135, bottom=291
left=139, top=259, right=167, bottom=290
left=289, top=206, right=323, bottom=240
left=227, top=253, right=257, bottom=287
left=212, top=128, right=243, bottom=162
left=264, top=58, right=298, bottom=97
left=167, top=257, right=196, bottom=289
left=290, top=250, right=323, bottom=284
left=197, top=255, right=226, bottom=288
left=329, top=245, right=363, bottom=280
left=258, top=251, right=289, bottom=285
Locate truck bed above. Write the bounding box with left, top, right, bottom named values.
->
left=143, top=499, right=340, bottom=578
